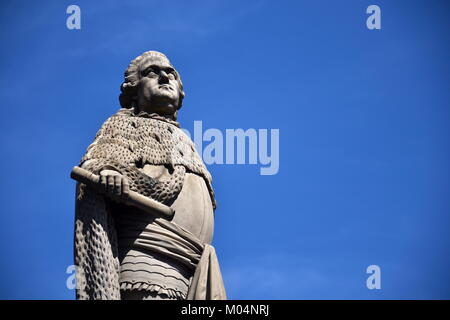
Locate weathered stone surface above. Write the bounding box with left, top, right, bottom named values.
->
left=73, top=51, right=226, bottom=300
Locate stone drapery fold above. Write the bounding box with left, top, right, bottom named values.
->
left=120, top=217, right=227, bottom=300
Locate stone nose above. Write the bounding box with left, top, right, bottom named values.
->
left=159, top=70, right=169, bottom=83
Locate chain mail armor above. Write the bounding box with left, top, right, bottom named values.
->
left=74, top=108, right=216, bottom=300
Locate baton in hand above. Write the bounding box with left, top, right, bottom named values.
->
left=70, top=166, right=175, bottom=221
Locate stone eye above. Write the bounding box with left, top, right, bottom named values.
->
left=144, top=67, right=159, bottom=77
left=165, top=69, right=177, bottom=80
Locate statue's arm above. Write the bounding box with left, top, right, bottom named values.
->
left=79, top=160, right=130, bottom=203
left=78, top=116, right=184, bottom=206
left=81, top=160, right=130, bottom=201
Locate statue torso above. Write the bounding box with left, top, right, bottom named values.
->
left=141, top=164, right=214, bottom=244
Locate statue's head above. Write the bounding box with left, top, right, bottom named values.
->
left=119, top=51, right=185, bottom=119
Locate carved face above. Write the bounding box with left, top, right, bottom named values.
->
left=136, top=60, right=181, bottom=116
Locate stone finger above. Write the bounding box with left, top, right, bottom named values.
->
left=107, top=175, right=115, bottom=195
left=100, top=175, right=107, bottom=193
left=114, top=175, right=122, bottom=197
left=122, top=177, right=130, bottom=203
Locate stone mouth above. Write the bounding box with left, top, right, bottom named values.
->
left=159, top=84, right=174, bottom=91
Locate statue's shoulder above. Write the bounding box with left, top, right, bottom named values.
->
left=106, top=108, right=133, bottom=122
left=113, top=108, right=134, bottom=117
left=96, top=108, right=133, bottom=131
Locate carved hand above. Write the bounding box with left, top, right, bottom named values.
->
left=99, top=169, right=130, bottom=203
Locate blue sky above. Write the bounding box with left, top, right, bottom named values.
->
left=0, top=0, right=449, bottom=299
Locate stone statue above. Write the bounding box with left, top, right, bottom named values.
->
left=72, top=51, right=226, bottom=300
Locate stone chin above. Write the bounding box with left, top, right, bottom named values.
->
left=156, top=105, right=177, bottom=116
left=147, top=99, right=179, bottom=116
